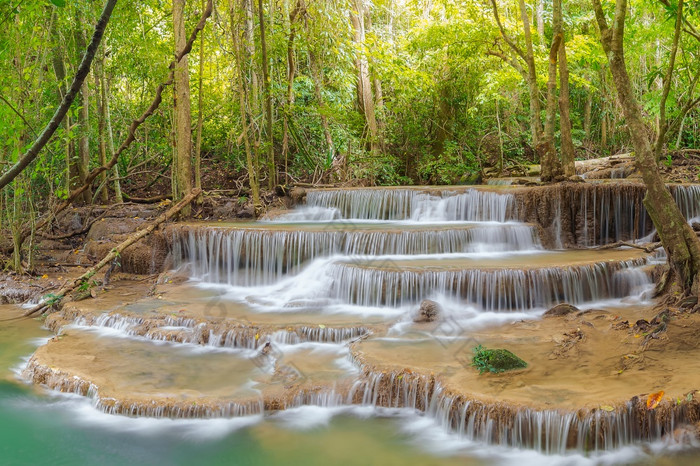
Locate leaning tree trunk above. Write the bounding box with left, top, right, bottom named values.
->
left=258, top=0, right=276, bottom=189
left=592, top=0, right=700, bottom=295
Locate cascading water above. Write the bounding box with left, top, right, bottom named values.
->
left=169, top=222, right=541, bottom=286
left=22, top=183, right=700, bottom=462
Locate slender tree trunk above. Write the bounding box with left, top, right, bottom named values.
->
left=540, top=27, right=562, bottom=182
left=74, top=16, right=92, bottom=204
left=103, top=71, right=122, bottom=203
left=518, top=0, right=543, bottom=148
left=244, top=0, right=259, bottom=113
left=95, top=49, right=109, bottom=203
left=282, top=1, right=303, bottom=184
left=365, top=9, right=385, bottom=151
left=257, top=0, right=276, bottom=188
left=232, top=2, right=261, bottom=211
left=557, top=0, right=575, bottom=177
left=173, top=0, right=193, bottom=217
left=653, top=0, right=683, bottom=161
left=584, top=89, right=593, bottom=142
left=309, top=50, right=334, bottom=157
left=536, top=0, right=545, bottom=47
left=194, top=0, right=207, bottom=203
left=350, top=0, right=379, bottom=154
left=592, top=0, right=700, bottom=295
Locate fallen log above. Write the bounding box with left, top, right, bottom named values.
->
left=24, top=188, right=200, bottom=317
left=596, top=241, right=663, bottom=253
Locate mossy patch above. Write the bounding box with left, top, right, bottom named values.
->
left=471, top=345, right=527, bottom=374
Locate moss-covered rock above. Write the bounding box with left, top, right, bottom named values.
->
left=471, top=345, right=527, bottom=374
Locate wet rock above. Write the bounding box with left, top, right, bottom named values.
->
left=544, top=303, right=579, bottom=318
left=414, top=299, right=442, bottom=323
left=238, top=205, right=255, bottom=219
left=290, top=187, right=306, bottom=204
left=212, top=201, right=238, bottom=219
left=260, top=342, right=272, bottom=356
left=87, top=217, right=145, bottom=241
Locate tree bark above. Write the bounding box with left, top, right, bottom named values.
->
left=258, top=0, right=276, bottom=188
left=231, top=2, right=262, bottom=211
left=194, top=0, right=207, bottom=204
left=0, top=0, right=117, bottom=193
left=350, top=0, right=379, bottom=154
left=173, top=0, right=193, bottom=217
left=540, top=23, right=562, bottom=182
left=557, top=0, right=575, bottom=177
left=96, top=48, right=109, bottom=203
left=282, top=1, right=304, bottom=184
left=308, top=50, right=335, bottom=162
left=489, top=0, right=543, bottom=148
left=591, top=0, right=700, bottom=295
left=74, top=9, right=93, bottom=204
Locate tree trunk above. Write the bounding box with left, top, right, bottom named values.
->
left=232, top=2, right=262, bottom=211
left=350, top=0, right=379, bottom=154
left=103, top=70, right=123, bottom=203
left=557, top=0, right=575, bottom=177
left=584, top=88, right=593, bottom=141
left=74, top=15, right=92, bottom=204
left=173, top=0, right=193, bottom=217
left=282, top=1, right=304, bottom=184
left=309, top=50, right=335, bottom=160
left=194, top=0, right=207, bottom=204
left=540, top=22, right=562, bottom=182
left=592, top=0, right=700, bottom=295
left=95, top=48, right=109, bottom=203
left=536, top=0, right=545, bottom=47
left=518, top=0, right=543, bottom=148
left=258, top=0, right=276, bottom=189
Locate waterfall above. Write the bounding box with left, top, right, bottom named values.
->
left=328, top=258, right=651, bottom=310
left=169, top=223, right=541, bottom=286
left=304, top=188, right=517, bottom=222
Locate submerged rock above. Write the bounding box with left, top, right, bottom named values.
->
left=472, top=345, right=527, bottom=374
left=544, top=303, right=580, bottom=318
left=414, top=299, right=442, bottom=323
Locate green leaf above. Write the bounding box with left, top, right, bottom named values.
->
left=50, top=0, right=66, bottom=7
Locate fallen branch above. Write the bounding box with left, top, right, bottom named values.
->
left=122, top=193, right=172, bottom=203
left=596, top=241, right=663, bottom=253
left=24, top=188, right=200, bottom=317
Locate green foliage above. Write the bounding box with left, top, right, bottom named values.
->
left=471, top=345, right=528, bottom=374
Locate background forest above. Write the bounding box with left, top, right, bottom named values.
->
left=0, top=0, right=698, bottom=226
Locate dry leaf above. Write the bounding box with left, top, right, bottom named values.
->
left=600, top=405, right=615, bottom=412
left=647, top=391, right=664, bottom=410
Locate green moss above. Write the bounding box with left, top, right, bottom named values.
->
left=471, top=345, right=527, bottom=374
